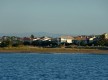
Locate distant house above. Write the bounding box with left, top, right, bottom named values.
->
left=0, top=37, right=2, bottom=44
left=2, top=36, right=10, bottom=41
left=11, top=36, right=22, bottom=42
left=88, top=36, right=96, bottom=44
left=23, top=37, right=32, bottom=44
left=32, top=37, right=40, bottom=41
left=103, top=33, right=108, bottom=39
left=74, top=36, right=88, bottom=45
left=59, top=36, right=74, bottom=43
left=40, top=36, right=51, bottom=41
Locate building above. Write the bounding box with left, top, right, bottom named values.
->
left=32, top=37, right=40, bottom=41
left=59, top=36, right=74, bottom=43
left=0, top=37, right=2, bottom=44
left=74, top=36, right=88, bottom=45
left=23, top=37, right=32, bottom=44
left=88, top=36, right=96, bottom=43
left=40, top=36, right=51, bottom=41
left=103, top=33, right=108, bottom=39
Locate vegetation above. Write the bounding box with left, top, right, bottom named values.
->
left=93, top=34, right=108, bottom=46
left=0, top=34, right=108, bottom=49
left=30, top=34, right=34, bottom=39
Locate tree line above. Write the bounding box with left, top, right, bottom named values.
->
left=0, top=34, right=108, bottom=48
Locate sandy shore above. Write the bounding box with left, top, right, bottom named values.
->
left=0, top=47, right=108, bottom=54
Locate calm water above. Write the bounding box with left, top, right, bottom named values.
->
left=0, top=53, right=108, bottom=80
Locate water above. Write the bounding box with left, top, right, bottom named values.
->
left=0, top=53, right=108, bottom=80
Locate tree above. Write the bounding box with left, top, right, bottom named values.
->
left=80, top=41, right=86, bottom=46
left=0, top=41, right=9, bottom=47
left=30, top=34, right=34, bottom=39
left=96, top=34, right=108, bottom=46
left=12, top=40, right=22, bottom=47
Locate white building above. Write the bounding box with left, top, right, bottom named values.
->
left=41, top=36, right=51, bottom=41
left=0, top=37, right=3, bottom=44
left=59, top=36, right=74, bottom=43
left=89, top=36, right=96, bottom=43
left=104, top=33, right=108, bottom=39
left=32, top=38, right=40, bottom=41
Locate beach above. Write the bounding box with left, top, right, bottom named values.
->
left=0, top=47, right=108, bottom=53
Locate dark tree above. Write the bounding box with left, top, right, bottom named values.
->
left=30, top=34, right=34, bottom=39
left=0, top=41, right=9, bottom=47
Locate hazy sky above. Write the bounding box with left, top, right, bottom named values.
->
left=0, top=0, right=108, bottom=35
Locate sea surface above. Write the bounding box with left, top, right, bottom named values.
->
left=0, top=53, right=108, bottom=80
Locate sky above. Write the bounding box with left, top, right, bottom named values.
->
left=0, top=0, right=108, bottom=35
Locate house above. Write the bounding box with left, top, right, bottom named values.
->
left=88, top=36, right=96, bottom=44
left=11, top=37, right=22, bottom=45
left=0, top=37, right=2, bottom=44
left=103, top=33, right=108, bottom=39
left=73, top=36, right=88, bottom=45
left=59, top=36, right=74, bottom=43
left=40, top=36, right=51, bottom=41
left=2, top=36, right=10, bottom=41
left=32, top=37, right=40, bottom=41
left=23, top=37, right=32, bottom=44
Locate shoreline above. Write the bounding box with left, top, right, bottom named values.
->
left=0, top=47, right=108, bottom=54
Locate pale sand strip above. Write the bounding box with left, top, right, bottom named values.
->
left=0, top=47, right=108, bottom=54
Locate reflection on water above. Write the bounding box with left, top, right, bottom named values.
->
left=0, top=53, right=108, bottom=80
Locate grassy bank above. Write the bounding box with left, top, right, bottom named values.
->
left=0, top=46, right=108, bottom=53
